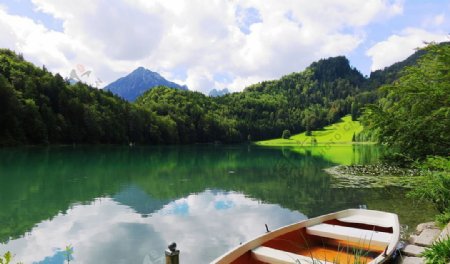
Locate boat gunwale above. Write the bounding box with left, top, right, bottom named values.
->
left=210, top=209, right=400, bottom=264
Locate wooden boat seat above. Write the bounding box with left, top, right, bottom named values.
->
left=338, top=214, right=392, bottom=228
left=252, top=246, right=331, bottom=264
left=306, top=223, right=392, bottom=248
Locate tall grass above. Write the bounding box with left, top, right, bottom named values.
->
left=294, top=231, right=377, bottom=264
left=422, top=236, right=450, bottom=264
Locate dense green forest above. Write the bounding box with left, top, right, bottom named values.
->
left=136, top=87, right=240, bottom=143
left=0, top=46, right=432, bottom=146
left=216, top=56, right=372, bottom=140
left=362, top=43, right=449, bottom=159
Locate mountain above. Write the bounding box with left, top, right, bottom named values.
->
left=367, top=42, right=450, bottom=89
left=67, top=64, right=104, bottom=88
left=209, top=88, right=230, bottom=97
left=213, top=56, right=369, bottom=140
left=113, top=185, right=169, bottom=215
left=367, top=48, right=425, bottom=90
left=1, top=43, right=442, bottom=146
left=105, top=67, right=187, bottom=101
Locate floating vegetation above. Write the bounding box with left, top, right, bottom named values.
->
left=325, top=165, right=425, bottom=189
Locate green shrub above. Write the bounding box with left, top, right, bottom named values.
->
left=408, top=156, right=450, bottom=213
left=380, top=152, right=414, bottom=167
left=422, top=236, right=450, bottom=264
left=282, top=129, right=291, bottom=139
left=435, top=211, right=450, bottom=227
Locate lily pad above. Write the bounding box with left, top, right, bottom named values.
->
left=325, top=166, right=425, bottom=189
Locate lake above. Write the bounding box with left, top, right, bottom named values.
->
left=0, top=145, right=435, bottom=264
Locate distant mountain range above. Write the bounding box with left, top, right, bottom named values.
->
left=209, top=88, right=230, bottom=97
left=105, top=67, right=187, bottom=101
left=67, top=65, right=104, bottom=88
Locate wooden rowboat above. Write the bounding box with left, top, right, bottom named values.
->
left=211, top=209, right=400, bottom=264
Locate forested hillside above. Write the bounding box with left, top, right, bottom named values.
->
left=136, top=87, right=240, bottom=143
left=0, top=49, right=172, bottom=145
left=367, top=47, right=426, bottom=90
left=215, top=56, right=371, bottom=140
left=0, top=47, right=430, bottom=146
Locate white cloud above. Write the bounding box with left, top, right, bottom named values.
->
left=433, top=14, right=446, bottom=26
left=2, top=0, right=406, bottom=93
left=422, top=13, right=446, bottom=28
left=0, top=7, right=73, bottom=72
left=366, top=28, right=449, bottom=71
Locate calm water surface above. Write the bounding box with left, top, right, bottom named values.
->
left=0, top=145, right=435, bottom=264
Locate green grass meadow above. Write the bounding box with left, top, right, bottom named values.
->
left=256, top=115, right=364, bottom=147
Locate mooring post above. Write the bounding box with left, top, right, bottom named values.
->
left=165, top=242, right=180, bottom=264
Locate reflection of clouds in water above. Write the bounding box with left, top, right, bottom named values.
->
left=215, top=200, right=234, bottom=210
left=34, top=250, right=67, bottom=264
left=0, top=190, right=306, bottom=264
left=159, top=200, right=189, bottom=216
left=156, top=191, right=306, bottom=263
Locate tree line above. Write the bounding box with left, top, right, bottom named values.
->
left=0, top=47, right=424, bottom=146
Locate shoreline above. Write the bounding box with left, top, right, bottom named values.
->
left=399, top=221, right=450, bottom=263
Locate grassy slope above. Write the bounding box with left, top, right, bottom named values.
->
left=256, top=115, right=364, bottom=146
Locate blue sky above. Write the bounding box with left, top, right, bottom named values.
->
left=0, top=0, right=448, bottom=92
left=2, top=0, right=63, bottom=31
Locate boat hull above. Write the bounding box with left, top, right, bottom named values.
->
left=211, top=209, right=400, bottom=264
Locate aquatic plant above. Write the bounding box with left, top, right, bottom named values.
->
left=0, top=252, right=22, bottom=264
left=64, top=245, right=74, bottom=263
left=0, top=252, right=11, bottom=264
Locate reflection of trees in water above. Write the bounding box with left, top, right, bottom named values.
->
left=0, top=145, right=397, bottom=243
left=352, top=144, right=383, bottom=165
left=0, top=147, right=128, bottom=242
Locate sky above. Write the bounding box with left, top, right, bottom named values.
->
left=0, top=0, right=449, bottom=93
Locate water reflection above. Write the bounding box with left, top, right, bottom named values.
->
left=2, top=190, right=305, bottom=264
left=0, top=145, right=436, bottom=263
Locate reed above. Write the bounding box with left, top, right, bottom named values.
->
left=422, top=235, right=450, bottom=264
left=295, top=234, right=375, bottom=264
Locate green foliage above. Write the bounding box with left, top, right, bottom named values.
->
left=136, top=86, right=241, bottom=143
left=422, top=236, right=450, bottom=264
left=362, top=42, right=450, bottom=159
left=305, top=129, right=312, bottom=136
left=408, top=156, right=450, bottom=213
left=435, top=211, right=450, bottom=227
left=379, top=152, right=415, bottom=167
left=419, top=156, right=450, bottom=171
left=282, top=129, right=291, bottom=139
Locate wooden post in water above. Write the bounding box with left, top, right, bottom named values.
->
left=165, top=242, right=180, bottom=264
